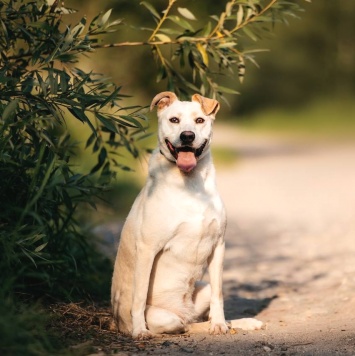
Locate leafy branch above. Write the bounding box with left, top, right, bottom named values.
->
left=3, top=0, right=309, bottom=100
left=91, top=0, right=308, bottom=98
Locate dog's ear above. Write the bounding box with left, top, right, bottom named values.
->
left=192, top=94, right=220, bottom=116
left=150, top=91, right=178, bottom=111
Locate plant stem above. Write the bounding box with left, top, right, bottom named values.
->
left=231, top=0, right=278, bottom=33
left=148, top=0, right=177, bottom=42
left=209, top=0, right=236, bottom=38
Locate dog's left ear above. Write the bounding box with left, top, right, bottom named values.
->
left=150, top=91, right=178, bottom=112
left=192, top=94, right=220, bottom=116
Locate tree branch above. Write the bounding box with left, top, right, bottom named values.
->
left=148, top=0, right=177, bottom=42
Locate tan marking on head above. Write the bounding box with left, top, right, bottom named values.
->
left=191, top=94, right=220, bottom=116
left=150, top=91, right=178, bottom=111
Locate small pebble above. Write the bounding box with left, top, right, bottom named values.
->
left=180, top=347, right=194, bottom=353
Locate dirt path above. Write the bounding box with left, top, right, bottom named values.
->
left=213, top=126, right=355, bottom=355
left=96, top=126, right=355, bottom=355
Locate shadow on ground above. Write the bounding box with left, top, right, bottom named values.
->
left=224, top=281, right=277, bottom=321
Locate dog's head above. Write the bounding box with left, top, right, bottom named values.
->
left=150, top=91, right=220, bottom=173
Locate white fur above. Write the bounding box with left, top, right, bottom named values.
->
left=111, top=92, right=230, bottom=339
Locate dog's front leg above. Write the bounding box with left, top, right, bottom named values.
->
left=131, top=242, right=155, bottom=339
left=207, top=239, right=229, bottom=335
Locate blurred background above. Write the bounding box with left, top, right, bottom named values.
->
left=68, top=0, right=355, bottom=123
left=65, top=0, right=355, bottom=222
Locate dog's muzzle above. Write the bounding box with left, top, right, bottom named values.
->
left=164, top=138, right=208, bottom=173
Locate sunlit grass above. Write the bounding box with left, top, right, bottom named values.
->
left=237, top=97, right=355, bottom=140
left=212, top=146, right=239, bottom=167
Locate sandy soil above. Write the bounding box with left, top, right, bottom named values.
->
left=213, top=126, right=355, bottom=355
left=96, top=126, right=355, bottom=355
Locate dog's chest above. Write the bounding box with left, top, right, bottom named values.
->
left=143, top=155, right=225, bottom=264
left=162, top=203, right=223, bottom=265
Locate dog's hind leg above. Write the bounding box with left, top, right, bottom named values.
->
left=145, top=305, right=186, bottom=334
left=192, top=281, right=211, bottom=320
left=185, top=281, right=213, bottom=334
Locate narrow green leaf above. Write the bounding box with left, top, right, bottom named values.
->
left=96, top=113, right=118, bottom=133
left=217, top=85, right=240, bottom=94
left=225, top=2, right=233, bottom=16
left=49, top=73, right=59, bottom=95
left=159, top=28, right=182, bottom=35
left=68, top=107, right=96, bottom=133
left=201, top=21, right=212, bottom=37
left=140, top=1, right=161, bottom=20
left=100, top=9, right=112, bottom=27
left=99, top=85, right=123, bottom=109
left=85, top=132, right=97, bottom=148
left=68, top=107, right=85, bottom=123
left=167, top=15, right=195, bottom=32
left=155, top=33, right=171, bottom=42
left=116, top=105, right=142, bottom=112
left=118, top=115, right=144, bottom=129
left=137, top=132, right=153, bottom=141
left=71, top=23, right=85, bottom=37
left=109, top=19, right=123, bottom=27
left=60, top=71, right=69, bottom=92
left=237, top=5, right=244, bottom=26
left=242, top=27, right=257, bottom=41
left=0, top=19, right=9, bottom=44
left=35, top=242, right=48, bottom=253
left=90, top=147, right=107, bottom=174
left=245, top=8, right=255, bottom=21
left=217, top=42, right=237, bottom=49
left=2, top=99, right=19, bottom=120
left=89, top=13, right=100, bottom=31
left=156, top=66, right=167, bottom=83
left=177, top=7, right=196, bottom=21
left=21, top=248, right=37, bottom=267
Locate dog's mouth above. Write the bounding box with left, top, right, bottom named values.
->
left=165, top=139, right=208, bottom=173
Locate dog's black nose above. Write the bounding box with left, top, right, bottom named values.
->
left=180, top=131, right=195, bottom=144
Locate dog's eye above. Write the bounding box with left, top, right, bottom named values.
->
left=169, top=117, right=180, bottom=124
left=195, top=117, right=205, bottom=124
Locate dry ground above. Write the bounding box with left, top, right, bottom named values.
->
left=214, top=126, right=355, bottom=355
left=56, top=126, right=355, bottom=355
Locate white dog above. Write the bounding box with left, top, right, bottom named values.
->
left=111, top=92, right=262, bottom=339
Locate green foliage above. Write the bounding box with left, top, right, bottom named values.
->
left=100, top=0, right=308, bottom=100
left=0, top=297, right=62, bottom=356
left=238, top=97, right=355, bottom=138
left=0, top=0, right=148, bottom=301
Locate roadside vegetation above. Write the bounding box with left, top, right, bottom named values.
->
left=238, top=97, right=355, bottom=139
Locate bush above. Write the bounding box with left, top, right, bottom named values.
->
left=0, top=296, right=62, bottom=356
left=0, top=0, right=149, bottom=301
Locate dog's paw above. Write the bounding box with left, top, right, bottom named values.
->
left=229, top=318, right=263, bottom=331
left=209, top=321, right=229, bottom=335
left=132, top=327, right=153, bottom=340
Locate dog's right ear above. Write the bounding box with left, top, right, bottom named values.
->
left=150, top=91, right=178, bottom=112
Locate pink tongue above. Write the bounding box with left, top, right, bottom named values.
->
left=177, top=151, right=197, bottom=172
